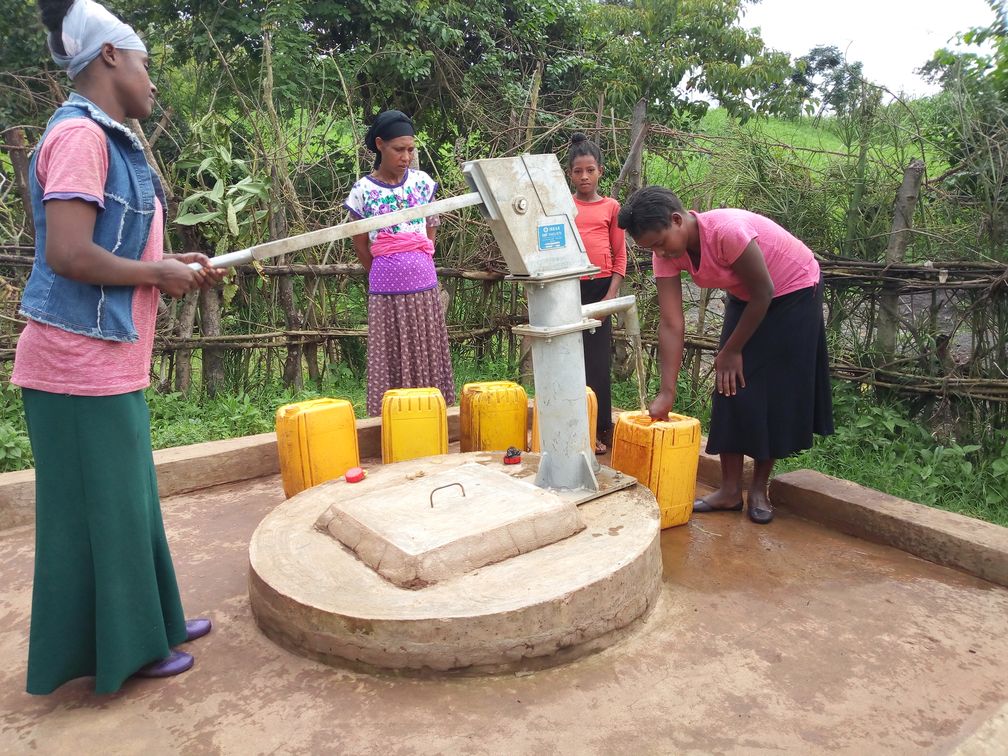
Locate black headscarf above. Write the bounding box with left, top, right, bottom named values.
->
left=364, top=110, right=415, bottom=170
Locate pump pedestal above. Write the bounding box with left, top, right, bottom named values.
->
left=249, top=453, right=662, bottom=673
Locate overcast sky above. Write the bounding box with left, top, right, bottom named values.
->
left=741, top=0, right=1000, bottom=96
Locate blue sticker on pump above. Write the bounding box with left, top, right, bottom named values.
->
left=537, top=223, right=566, bottom=250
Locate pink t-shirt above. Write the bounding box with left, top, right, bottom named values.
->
left=652, top=209, right=820, bottom=301
left=11, top=118, right=162, bottom=396
left=573, top=197, right=627, bottom=279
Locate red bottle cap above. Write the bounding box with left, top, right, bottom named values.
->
left=345, top=467, right=366, bottom=483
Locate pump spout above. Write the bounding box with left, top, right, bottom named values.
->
left=580, top=296, right=648, bottom=413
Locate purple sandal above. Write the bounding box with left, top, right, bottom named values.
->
left=135, top=650, right=194, bottom=678
left=185, top=618, right=212, bottom=642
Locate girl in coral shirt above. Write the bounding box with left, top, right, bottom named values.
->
left=568, top=133, right=627, bottom=454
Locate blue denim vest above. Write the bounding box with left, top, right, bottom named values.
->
left=20, top=93, right=166, bottom=342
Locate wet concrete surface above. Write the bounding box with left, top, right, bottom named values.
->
left=1, top=472, right=1007, bottom=754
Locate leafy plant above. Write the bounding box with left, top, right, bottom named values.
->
left=779, top=383, right=1008, bottom=526
left=173, top=115, right=272, bottom=255
left=0, top=422, right=32, bottom=472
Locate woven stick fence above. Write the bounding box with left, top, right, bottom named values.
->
left=2, top=241, right=1005, bottom=403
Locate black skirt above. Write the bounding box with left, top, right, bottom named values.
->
left=580, top=277, right=614, bottom=435
left=706, top=281, right=834, bottom=460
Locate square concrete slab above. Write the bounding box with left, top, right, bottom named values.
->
left=315, top=462, right=585, bottom=588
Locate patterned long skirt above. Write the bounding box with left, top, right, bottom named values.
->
left=366, top=287, right=456, bottom=416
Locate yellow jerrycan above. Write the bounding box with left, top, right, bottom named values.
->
left=275, top=398, right=359, bottom=499
left=459, top=381, right=529, bottom=452
left=610, top=411, right=701, bottom=528
left=380, top=387, right=449, bottom=463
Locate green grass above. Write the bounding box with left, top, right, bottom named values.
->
left=776, top=384, right=1008, bottom=527
left=703, top=107, right=950, bottom=170
left=697, top=108, right=848, bottom=154
left=629, top=106, right=963, bottom=262
left=638, top=110, right=852, bottom=210
left=640, top=107, right=951, bottom=203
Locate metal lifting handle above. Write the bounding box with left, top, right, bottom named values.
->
left=429, top=482, right=466, bottom=509
left=581, top=295, right=639, bottom=327
left=188, top=191, right=484, bottom=270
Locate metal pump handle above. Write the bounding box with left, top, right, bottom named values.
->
left=188, top=191, right=484, bottom=270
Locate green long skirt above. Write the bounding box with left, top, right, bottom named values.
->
left=22, top=388, right=187, bottom=695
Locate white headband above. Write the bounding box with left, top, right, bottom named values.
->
left=49, top=0, right=147, bottom=80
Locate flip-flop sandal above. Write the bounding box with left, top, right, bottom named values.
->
left=692, top=498, right=744, bottom=513
left=748, top=500, right=774, bottom=524
left=594, top=440, right=607, bottom=455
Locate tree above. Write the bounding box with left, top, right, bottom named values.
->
left=921, top=0, right=1006, bottom=97
left=0, top=0, right=65, bottom=129
left=920, top=0, right=1008, bottom=251
left=127, top=0, right=586, bottom=155
left=571, top=0, right=800, bottom=127
left=790, top=45, right=865, bottom=118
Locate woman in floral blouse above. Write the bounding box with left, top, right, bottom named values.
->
left=345, top=110, right=455, bottom=415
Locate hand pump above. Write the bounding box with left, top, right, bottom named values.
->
left=194, top=155, right=647, bottom=490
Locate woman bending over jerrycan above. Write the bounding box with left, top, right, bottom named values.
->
left=617, top=186, right=834, bottom=525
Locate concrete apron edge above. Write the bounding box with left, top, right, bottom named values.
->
left=2, top=406, right=1005, bottom=593
left=952, top=700, right=1008, bottom=756
left=769, top=469, right=1008, bottom=589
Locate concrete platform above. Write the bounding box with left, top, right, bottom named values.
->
left=314, top=459, right=587, bottom=588
left=2, top=466, right=1008, bottom=753
left=4, top=408, right=1005, bottom=591
left=254, top=453, right=660, bottom=671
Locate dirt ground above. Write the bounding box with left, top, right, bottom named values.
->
left=1, top=472, right=1007, bottom=755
